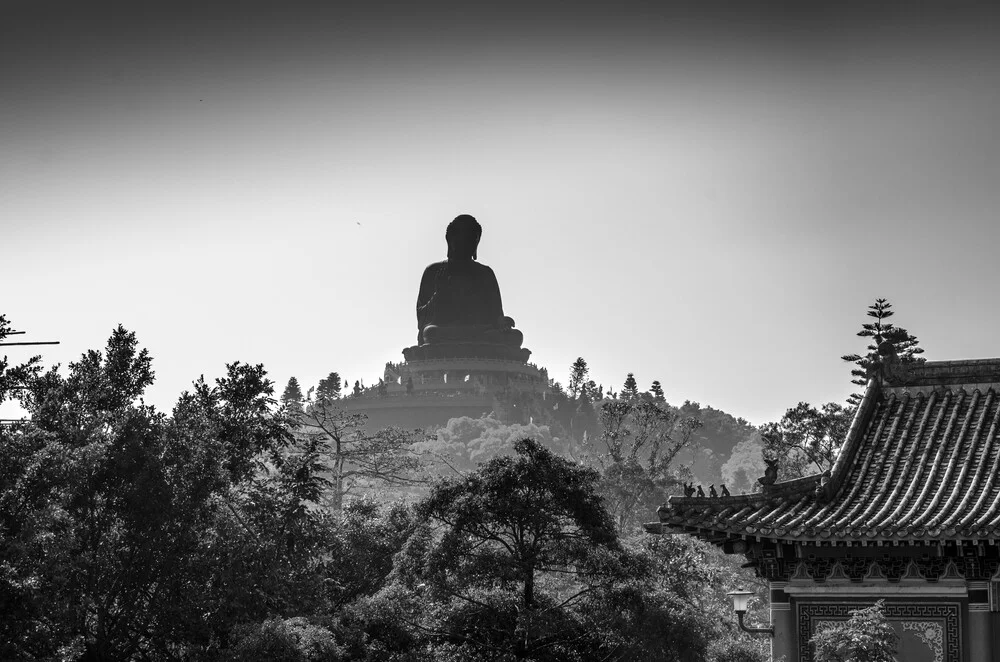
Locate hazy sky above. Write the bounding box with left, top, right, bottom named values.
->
left=3, top=2, right=1000, bottom=424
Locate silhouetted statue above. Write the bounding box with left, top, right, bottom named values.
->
left=709, top=484, right=718, bottom=498
left=758, top=458, right=779, bottom=487
left=720, top=484, right=731, bottom=497
left=683, top=482, right=696, bottom=497
left=696, top=485, right=705, bottom=498
left=415, top=215, right=523, bottom=348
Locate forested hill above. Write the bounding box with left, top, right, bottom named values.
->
left=526, top=361, right=762, bottom=491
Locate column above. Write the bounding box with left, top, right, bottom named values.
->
left=770, top=581, right=795, bottom=662
left=969, top=581, right=993, bottom=661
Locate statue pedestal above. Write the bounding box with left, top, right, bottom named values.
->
left=402, top=342, right=531, bottom=363
left=345, top=346, right=548, bottom=430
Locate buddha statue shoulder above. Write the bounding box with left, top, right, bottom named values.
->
left=415, top=214, right=523, bottom=348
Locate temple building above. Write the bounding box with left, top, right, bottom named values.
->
left=647, top=357, right=1000, bottom=662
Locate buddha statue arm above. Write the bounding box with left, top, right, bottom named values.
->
left=416, top=263, right=442, bottom=330
left=482, top=265, right=506, bottom=324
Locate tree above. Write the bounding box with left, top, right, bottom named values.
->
left=591, top=398, right=702, bottom=533
left=675, top=401, right=757, bottom=487
left=720, top=433, right=767, bottom=495
left=384, top=438, right=637, bottom=660
left=3, top=326, right=319, bottom=659
left=649, top=380, right=665, bottom=402
left=413, top=414, right=565, bottom=476
left=316, top=371, right=342, bottom=401
left=811, top=600, right=898, bottom=662
left=621, top=373, right=639, bottom=401
left=293, top=399, right=424, bottom=514
left=282, top=376, right=305, bottom=411
left=568, top=357, right=589, bottom=399
left=841, top=298, right=924, bottom=406
left=0, top=314, right=41, bottom=405
left=760, top=401, right=853, bottom=481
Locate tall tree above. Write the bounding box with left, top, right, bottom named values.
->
left=360, top=438, right=720, bottom=662
left=841, top=298, right=924, bottom=405
left=568, top=357, right=590, bottom=399
left=294, top=399, right=424, bottom=514
left=4, top=327, right=321, bottom=659
left=649, top=380, right=665, bottom=402
left=281, top=376, right=305, bottom=410
left=621, top=373, right=640, bottom=401
left=316, top=371, right=342, bottom=401
left=389, top=438, right=627, bottom=659
left=592, top=398, right=702, bottom=532
left=760, top=401, right=853, bottom=481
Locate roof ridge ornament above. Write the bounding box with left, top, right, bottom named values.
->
left=876, top=340, right=914, bottom=385
left=758, top=458, right=779, bottom=490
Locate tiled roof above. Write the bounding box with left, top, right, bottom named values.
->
left=648, top=359, right=1000, bottom=544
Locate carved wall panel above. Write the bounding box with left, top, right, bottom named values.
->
left=798, top=602, right=960, bottom=662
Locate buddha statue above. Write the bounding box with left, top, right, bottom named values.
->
left=415, top=215, right=524, bottom=348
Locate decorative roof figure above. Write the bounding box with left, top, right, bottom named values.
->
left=758, top=457, right=779, bottom=487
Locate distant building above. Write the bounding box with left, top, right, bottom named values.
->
left=648, top=358, right=1000, bottom=661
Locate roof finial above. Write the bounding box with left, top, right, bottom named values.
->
left=758, top=458, right=779, bottom=487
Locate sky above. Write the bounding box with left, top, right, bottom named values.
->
left=3, top=2, right=1000, bottom=425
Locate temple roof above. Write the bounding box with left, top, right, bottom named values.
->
left=648, top=359, right=1000, bottom=544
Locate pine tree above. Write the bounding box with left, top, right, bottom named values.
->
left=841, top=298, right=924, bottom=405
left=568, top=357, right=589, bottom=400
left=316, top=371, right=342, bottom=401
left=281, top=376, right=304, bottom=411
left=649, top=380, right=665, bottom=402
left=621, top=373, right=639, bottom=401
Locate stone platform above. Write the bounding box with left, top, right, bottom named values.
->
left=402, top=342, right=531, bottom=363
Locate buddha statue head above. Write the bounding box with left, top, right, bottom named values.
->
left=446, top=214, right=482, bottom=261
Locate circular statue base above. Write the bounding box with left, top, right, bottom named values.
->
left=402, top=342, right=531, bottom=363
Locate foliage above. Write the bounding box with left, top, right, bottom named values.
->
left=3, top=327, right=299, bottom=658
left=291, top=400, right=425, bottom=514
left=228, top=617, right=343, bottom=662
left=708, top=637, right=769, bottom=662
left=588, top=398, right=702, bottom=533
left=0, top=314, right=42, bottom=405
left=361, top=438, right=721, bottom=662
left=568, top=357, right=589, bottom=400
left=0, top=318, right=778, bottom=661
left=413, top=414, right=565, bottom=476
left=811, top=600, right=899, bottom=662
left=719, top=434, right=767, bottom=495
left=675, top=401, right=757, bottom=487
left=841, top=298, right=924, bottom=406
left=622, top=373, right=640, bottom=401
left=282, top=376, right=305, bottom=410
left=1, top=325, right=418, bottom=660
left=316, top=371, right=343, bottom=401
left=760, top=401, right=853, bottom=481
